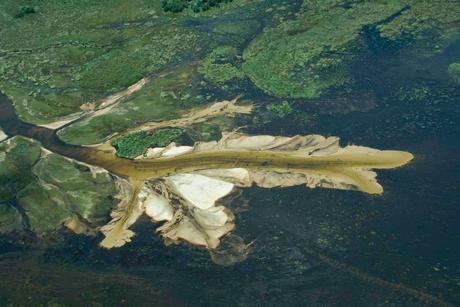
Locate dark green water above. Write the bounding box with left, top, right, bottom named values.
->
left=1, top=16, right=460, bottom=307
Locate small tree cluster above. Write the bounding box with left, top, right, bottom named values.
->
left=112, top=128, right=185, bottom=159
left=162, top=0, right=233, bottom=13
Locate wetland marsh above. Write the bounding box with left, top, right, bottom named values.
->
left=0, top=0, right=459, bottom=306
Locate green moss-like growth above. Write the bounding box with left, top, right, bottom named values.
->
left=448, top=63, right=460, bottom=84
left=242, top=1, right=380, bottom=98
left=376, top=1, right=460, bottom=42
left=112, top=128, right=185, bottom=159
left=267, top=101, right=293, bottom=118
left=162, top=0, right=234, bottom=13
left=77, top=28, right=199, bottom=95
left=198, top=46, right=245, bottom=86
left=393, top=85, right=431, bottom=103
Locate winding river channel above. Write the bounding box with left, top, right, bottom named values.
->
left=0, top=92, right=413, bottom=190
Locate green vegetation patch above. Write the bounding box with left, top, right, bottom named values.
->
left=267, top=101, right=293, bottom=118
left=242, top=1, right=397, bottom=99
left=0, top=0, right=200, bottom=125
left=0, top=136, right=118, bottom=235
left=0, top=137, right=41, bottom=233
left=17, top=181, right=72, bottom=234
left=162, top=0, right=234, bottom=13
left=76, top=27, right=199, bottom=95
left=33, top=154, right=117, bottom=222
left=242, top=0, right=460, bottom=99
left=376, top=1, right=460, bottom=42
left=0, top=137, right=41, bottom=203
left=448, top=63, right=460, bottom=84
left=113, top=127, right=185, bottom=159
left=0, top=204, right=23, bottom=233
left=57, top=66, right=210, bottom=145
left=198, top=46, right=245, bottom=86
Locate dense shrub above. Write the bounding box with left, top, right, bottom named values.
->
left=161, top=0, right=187, bottom=13
left=112, top=128, right=185, bottom=159
left=161, top=0, right=233, bottom=13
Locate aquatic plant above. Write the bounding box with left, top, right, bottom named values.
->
left=267, top=101, right=293, bottom=118
left=448, top=63, right=460, bottom=84
left=242, top=0, right=460, bottom=99
left=198, top=46, right=245, bottom=86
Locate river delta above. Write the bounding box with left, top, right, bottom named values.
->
left=0, top=1, right=459, bottom=306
